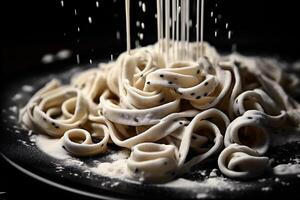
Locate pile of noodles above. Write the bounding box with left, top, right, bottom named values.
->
left=20, top=42, right=300, bottom=182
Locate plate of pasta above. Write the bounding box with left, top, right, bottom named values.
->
left=1, top=42, right=300, bottom=199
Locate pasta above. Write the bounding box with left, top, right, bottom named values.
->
left=20, top=41, right=300, bottom=183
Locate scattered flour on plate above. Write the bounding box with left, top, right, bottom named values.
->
left=35, top=135, right=71, bottom=160
left=107, top=149, right=130, bottom=161
left=91, top=158, right=130, bottom=179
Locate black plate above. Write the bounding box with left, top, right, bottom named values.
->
left=1, top=62, right=300, bottom=200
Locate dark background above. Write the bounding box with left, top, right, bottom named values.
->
left=1, top=0, right=300, bottom=82
left=1, top=0, right=300, bottom=199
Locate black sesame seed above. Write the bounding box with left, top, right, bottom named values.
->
left=81, top=83, right=86, bottom=89
left=135, top=168, right=139, bottom=173
left=101, top=144, right=104, bottom=147
left=168, top=81, right=173, bottom=84
left=146, top=81, right=150, bottom=85
left=160, top=98, right=165, bottom=103
left=236, top=99, right=238, bottom=103
left=197, top=69, right=200, bottom=74
left=191, top=93, right=195, bottom=96
left=55, top=126, right=60, bottom=129
left=160, top=74, right=164, bottom=78
left=247, top=117, right=253, bottom=120
left=52, top=122, right=56, bottom=126
left=134, top=117, right=139, bottom=122
left=184, top=124, right=188, bottom=127
left=192, top=135, right=197, bottom=140
left=140, top=74, right=143, bottom=77
left=196, top=96, right=201, bottom=99
left=164, top=162, right=168, bottom=165
left=179, top=122, right=183, bottom=125
left=204, top=82, right=208, bottom=86
left=203, top=93, right=208, bottom=97
left=171, top=171, right=176, bottom=176
left=42, top=117, right=46, bottom=121
left=62, top=146, right=66, bottom=150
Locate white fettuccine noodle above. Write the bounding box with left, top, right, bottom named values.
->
left=20, top=42, right=300, bottom=182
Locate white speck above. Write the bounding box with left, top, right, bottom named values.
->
left=214, top=18, right=218, bottom=24
left=22, top=85, right=34, bottom=92
left=77, top=27, right=80, bottom=32
left=96, top=1, right=99, bottom=8
left=138, top=1, right=142, bottom=7
left=56, top=49, right=72, bottom=60
left=275, top=177, right=280, bottom=182
left=225, top=23, right=229, bottom=29
left=110, top=54, right=114, bottom=61
left=74, top=173, right=78, bottom=176
left=76, top=54, right=80, bottom=64
left=196, top=193, right=208, bottom=199
left=74, top=9, right=77, bottom=16
left=139, top=33, right=144, bottom=40
left=15, top=130, right=21, bottom=134
left=111, top=182, right=120, bottom=187
left=41, top=54, right=55, bottom=64
left=142, top=3, right=146, bottom=12
left=261, top=187, right=271, bottom=192
left=228, top=31, right=232, bottom=39
left=116, top=31, right=120, bottom=40
left=141, top=22, right=145, bottom=29
left=88, top=16, right=92, bottom=24
left=136, top=21, right=140, bottom=27
left=258, top=178, right=266, bottom=182
left=214, top=30, right=218, bottom=37
left=60, top=0, right=64, bottom=7
left=210, top=11, right=213, bottom=17
left=217, top=14, right=222, bottom=19
left=12, top=93, right=22, bottom=101
left=9, top=106, right=18, bottom=113
left=135, top=40, right=140, bottom=48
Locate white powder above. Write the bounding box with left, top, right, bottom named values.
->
left=162, top=177, right=235, bottom=191
left=273, top=163, right=300, bottom=176
left=12, top=93, right=22, bottom=101
left=107, top=149, right=130, bottom=161
left=91, top=159, right=129, bottom=179
left=22, top=85, right=34, bottom=92
left=9, top=106, right=18, bottom=113
left=35, top=135, right=71, bottom=160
